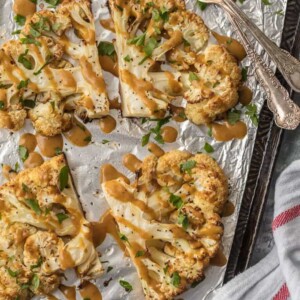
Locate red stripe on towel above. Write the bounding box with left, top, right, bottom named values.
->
left=273, top=283, right=290, bottom=300
left=272, top=205, right=300, bottom=231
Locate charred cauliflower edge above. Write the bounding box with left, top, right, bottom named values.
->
left=102, top=150, right=228, bottom=300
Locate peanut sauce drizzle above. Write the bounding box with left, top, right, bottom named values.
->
left=147, top=142, right=165, bottom=157
left=210, top=248, right=228, bottom=267
left=99, top=115, right=117, bottom=134
left=104, top=180, right=157, bottom=220
left=79, top=57, right=106, bottom=93
left=19, top=133, right=37, bottom=153
left=116, top=216, right=152, bottom=239
left=239, top=86, right=253, bottom=106
left=100, top=164, right=130, bottom=184
left=24, top=152, right=44, bottom=169
left=109, top=98, right=121, bottom=110
left=121, top=69, right=159, bottom=113
left=60, top=248, right=76, bottom=270
left=63, top=118, right=92, bottom=147
left=99, top=55, right=119, bottom=77
left=79, top=281, right=102, bottom=300
left=13, top=0, right=36, bottom=17
left=212, top=31, right=247, bottom=62
left=91, top=210, right=126, bottom=251
left=212, top=121, right=247, bottom=142
left=222, top=201, right=235, bottom=217
left=122, top=153, right=142, bottom=173
left=161, top=126, right=178, bottom=143
left=36, top=134, right=63, bottom=157
left=100, top=18, right=116, bottom=32
left=59, top=285, right=76, bottom=300
left=164, top=71, right=183, bottom=95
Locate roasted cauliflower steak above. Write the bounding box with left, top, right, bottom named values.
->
left=102, top=150, right=228, bottom=299
left=109, top=0, right=242, bottom=123
left=0, top=0, right=109, bottom=136
left=0, top=155, right=103, bottom=300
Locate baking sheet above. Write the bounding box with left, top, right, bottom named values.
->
left=0, top=0, right=287, bottom=299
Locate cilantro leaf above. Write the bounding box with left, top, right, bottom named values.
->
left=119, top=280, right=133, bottom=292
left=180, top=160, right=196, bottom=174
left=98, top=41, right=116, bottom=57
left=203, top=142, right=214, bottom=153
left=58, top=165, right=69, bottom=191
left=18, top=145, right=28, bottom=162
left=25, top=198, right=42, bottom=215
left=169, top=194, right=183, bottom=209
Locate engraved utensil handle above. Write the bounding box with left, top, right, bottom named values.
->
left=222, top=0, right=300, bottom=93
left=228, top=15, right=300, bottom=130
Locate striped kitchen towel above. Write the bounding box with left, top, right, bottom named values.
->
left=212, top=160, right=300, bottom=300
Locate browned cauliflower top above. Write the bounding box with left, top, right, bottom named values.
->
left=102, top=150, right=228, bottom=299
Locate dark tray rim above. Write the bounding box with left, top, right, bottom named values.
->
left=224, top=0, right=300, bottom=281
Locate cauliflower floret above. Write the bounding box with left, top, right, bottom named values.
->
left=0, top=109, right=26, bottom=131
left=164, top=10, right=209, bottom=52
left=0, top=155, right=104, bottom=299
left=29, top=92, right=72, bottom=136
left=102, top=150, right=228, bottom=299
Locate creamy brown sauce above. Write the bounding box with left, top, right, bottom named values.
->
left=91, top=210, right=126, bottom=251
left=210, top=249, right=227, bottom=267
left=222, top=201, right=235, bottom=217
left=79, top=282, right=102, bottom=300
left=161, top=126, right=178, bottom=143
left=116, top=216, right=151, bottom=239
left=100, top=164, right=130, bottom=184
left=239, top=86, right=253, bottom=106
left=121, top=69, right=159, bottom=113
left=147, top=142, right=165, bottom=157
left=56, top=69, right=77, bottom=89
left=104, top=181, right=157, bottom=219
left=19, top=133, right=37, bottom=153
left=212, top=121, right=247, bottom=142
left=59, top=285, right=76, bottom=300
left=24, top=152, right=44, bottom=169
left=13, top=0, right=36, bottom=17
left=79, top=57, right=105, bottom=92
left=109, top=98, right=121, bottom=110
left=46, top=295, right=58, bottom=300
left=99, top=55, right=119, bottom=77
left=212, top=31, right=247, bottom=62
left=63, top=118, right=92, bottom=147
left=36, top=134, right=63, bottom=157
left=165, top=71, right=182, bottom=95
left=169, top=104, right=186, bottom=122
left=100, top=18, right=115, bottom=32
left=122, top=153, right=142, bottom=173
left=99, top=115, right=116, bottom=134
left=60, top=249, right=76, bottom=270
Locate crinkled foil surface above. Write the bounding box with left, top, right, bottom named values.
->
left=0, top=0, right=287, bottom=299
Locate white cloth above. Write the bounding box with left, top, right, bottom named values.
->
left=213, top=160, right=300, bottom=300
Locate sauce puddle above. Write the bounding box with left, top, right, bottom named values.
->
left=59, top=285, right=76, bottom=300
left=99, top=115, right=116, bottom=134
left=210, top=249, right=228, bottom=267
left=147, top=142, right=165, bottom=157
left=109, top=98, right=121, bottom=110
left=36, top=134, right=63, bottom=157
left=99, top=55, right=119, bottom=77
left=222, top=201, right=235, bottom=217
left=24, top=152, right=44, bottom=169
left=63, top=118, right=92, bottom=147
left=212, top=121, right=247, bottom=142
left=13, top=0, right=36, bottom=17
left=169, top=104, right=186, bottom=122
left=239, top=86, right=253, bottom=106
left=212, top=31, right=247, bottom=62
left=19, top=133, right=37, bottom=152
left=122, top=153, right=142, bottom=173
left=79, top=281, right=102, bottom=300
left=100, top=18, right=115, bottom=32
left=161, top=126, right=178, bottom=143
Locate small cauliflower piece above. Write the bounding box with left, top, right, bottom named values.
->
left=102, top=150, right=228, bottom=299
left=0, top=155, right=103, bottom=299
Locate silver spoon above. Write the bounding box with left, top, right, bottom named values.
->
left=226, top=13, right=300, bottom=129
left=199, top=0, right=300, bottom=93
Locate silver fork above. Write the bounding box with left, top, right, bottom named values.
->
left=199, top=0, right=300, bottom=93
left=226, top=14, right=300, bottom=129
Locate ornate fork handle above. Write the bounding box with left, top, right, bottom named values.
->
left=222, top=0, right=300, bottom=93
left=228, top=16, right=300, bottom=130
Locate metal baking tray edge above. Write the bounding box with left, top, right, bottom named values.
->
left=224, top=0, right=300, bottom=281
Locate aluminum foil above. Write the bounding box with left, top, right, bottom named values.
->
left=0, top=0, right=287, bottom=299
